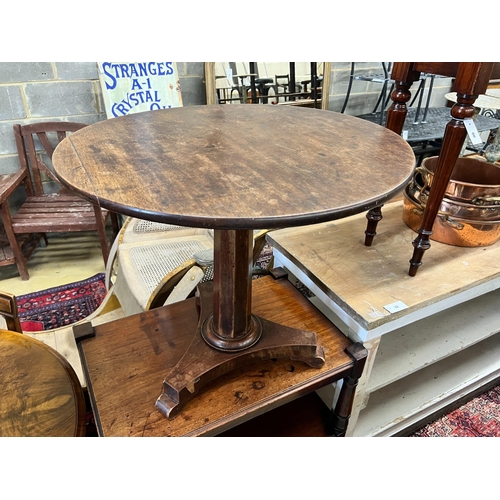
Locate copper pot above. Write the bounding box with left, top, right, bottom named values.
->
left=407, top=172, right=500, bottom=221
left=402, top=189, right=500, bottom=247
left=420, top=155, right=500, bottom=205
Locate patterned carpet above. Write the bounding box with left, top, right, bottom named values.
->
left=410, top=384, right=500, bottom=437
left=16, top=273, right=107, bottom=332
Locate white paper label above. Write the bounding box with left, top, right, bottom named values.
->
left=226, top=68, right=233, bottom=81
left=463, top=118, right=483, bottom=145
left=384, top=300, right=409, bottom=314
left=402, top=130, right=409, bottom=140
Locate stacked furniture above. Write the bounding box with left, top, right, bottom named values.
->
left=363, top=62, right=500, bottom=276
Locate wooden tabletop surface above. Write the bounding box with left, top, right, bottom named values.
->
left=268, top=201, right=500, bottom=334
left=0, top=329, right=86, bottom=437
left=53, top=105, right=415, bottom=230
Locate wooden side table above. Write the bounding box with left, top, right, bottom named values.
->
left=364, top=62, right=500, bottom=276
left=77, top=273, right=367, bottom=436
left=53, top=104, right=414, bottom=418
left=0, top=329, right=86, bottom=437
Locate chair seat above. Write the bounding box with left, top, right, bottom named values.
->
left=120, top=217, right=209, bottom=245
left=11, top=193, right=109, bottom=233
left=114, top=230, right=215, bottom=315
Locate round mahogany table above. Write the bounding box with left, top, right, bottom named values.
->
left=53, top=104, right=415, bottom=417
left=0, top=329, right=86, bottom=436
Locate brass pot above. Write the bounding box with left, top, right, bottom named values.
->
left=420, top=155, right=500, bottom=205
left=402, top=189, right=500, bottom=247
left=407, top=172, right=500, bottom=221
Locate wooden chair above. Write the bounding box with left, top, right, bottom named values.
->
left=0, top=122, right=119, bottom=280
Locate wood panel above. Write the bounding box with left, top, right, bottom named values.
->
left=0, top=329, right=86, bottom=437
left=268, top=201, right=500, bottom=332
left=80, top=275, right=357, bottom=436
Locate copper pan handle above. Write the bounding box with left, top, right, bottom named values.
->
left=442, top=215, right=464, bottom=230
left=472, top=196, right=500, bottom=206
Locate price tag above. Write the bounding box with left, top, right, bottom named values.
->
left=383, top=300, right=409, bottom=314
left=463, top=118, right=483, bottom=145
left=402, top=130, right=409, bottom=140
left=226, top=68, right=233, bottom=82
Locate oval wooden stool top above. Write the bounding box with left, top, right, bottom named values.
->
left=0, top=329, right=86, bottom=437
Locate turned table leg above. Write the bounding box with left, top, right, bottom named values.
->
left=364, top=78, right=413, bottom=246
left=331, top=342, right=368, bottom=437
left=409, top=95, right=476, bottom=276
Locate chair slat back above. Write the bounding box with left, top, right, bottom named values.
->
left=14, top=122, right=87, bottom=196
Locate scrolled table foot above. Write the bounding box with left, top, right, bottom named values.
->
left=155, top=282, right=325, bottom=420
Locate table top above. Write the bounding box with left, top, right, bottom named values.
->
left=0, top=329, right=86, bottom=436
left=79, top=275, right=356, bottom=436
left=53, top=105, right=415, bottom=230
left=358, top=107, right=500, bottom=143
left=268, top=201, right=500, bottom=340
left=445, top=92, right=500, bottom=111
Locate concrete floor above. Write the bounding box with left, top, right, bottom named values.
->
left=0, top=232, right=107, bottom=296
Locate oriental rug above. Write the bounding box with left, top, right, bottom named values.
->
left=16, top=273, right=107, bottom=332
left=410, top=384, right=500, bottom=437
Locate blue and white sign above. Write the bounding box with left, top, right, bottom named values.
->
left=98, top=62, right=183, bottom=118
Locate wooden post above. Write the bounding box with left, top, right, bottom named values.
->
left=204, top=62, right=217, bottom=105
left=321, top=62, right=332, bottom=111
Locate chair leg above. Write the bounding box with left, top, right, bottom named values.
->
left=104, top=230, right=120, bottom=291
left=110, top=212, right=120, bottom=239
left=0, top=203, right=30, bottom=280
left=93, top=204, right=110, bottom=265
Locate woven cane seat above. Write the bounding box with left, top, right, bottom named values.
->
left=105, top=216, right=213, bottom=289
left=113, top=230, right=215, bottom=315
left=121, top=218, right=209, bottom=244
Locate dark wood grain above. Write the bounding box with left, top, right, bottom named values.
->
left=0, top=329, right=86, bottom=437
left=53, top=105, right=415, bottom=230
left=79, top=275, right=360, bottom=436
left=0, top=291, right=21, bottom=332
